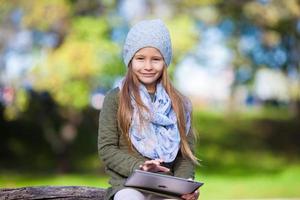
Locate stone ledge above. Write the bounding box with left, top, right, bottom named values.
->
left=0, top=186, right=106, bottom=200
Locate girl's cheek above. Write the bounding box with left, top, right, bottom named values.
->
left=152, top=62, right=163, bottom=68
left=132, top=62, right=143, bottom=69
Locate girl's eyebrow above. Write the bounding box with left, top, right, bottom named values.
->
left=134, top=54, right=145, bottom=57
left=134, top=54, right=162, bottom=58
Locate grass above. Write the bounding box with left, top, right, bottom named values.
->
left=1, top=165, right=300, bottom=200
left=198, top=165, right=300, bottom=199
left=0, top=173, right=109, bottom=188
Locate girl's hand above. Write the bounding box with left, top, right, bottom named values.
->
left=139, top=159, right=170, bottom=172
left=181, top=189, right=200, bottom=200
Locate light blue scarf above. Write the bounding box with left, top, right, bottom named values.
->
left=119, top=81, right=191, bottom=162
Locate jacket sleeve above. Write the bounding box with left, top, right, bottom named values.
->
left=98, top=89, right=146, bottom=177
left=172, top=128, right=196, bottom=179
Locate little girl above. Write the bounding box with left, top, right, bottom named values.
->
left=98, top=19, right=200, bottom=200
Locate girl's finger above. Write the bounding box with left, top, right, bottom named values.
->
left=144, top=160, right=157, bottom=165
left=156, top=165, right=170, bottom=172
left=194, top=190, right=200, bottom=198
left=181, top=190, right=199, bottom=200
left=154, top=158, right=164, bottom=163
left=142, top=165, right=150, bottom=171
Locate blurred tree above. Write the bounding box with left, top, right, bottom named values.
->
left=215, top=0, right=300, bottom=116
left=20, top=0, right=71, bottom=31
left=167, top=15, right=199, bottom=62
left=0, top=0, right=123, bottom=172
left=166, top=15, right=199, bottom=77
left=32, top=17, right=123, bottom=108
left=13, top=0, right=71, bottom=47
left=28, top=16, right=123, bottom=172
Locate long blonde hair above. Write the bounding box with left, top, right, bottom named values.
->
left=117, top=64, right=198, bottom=164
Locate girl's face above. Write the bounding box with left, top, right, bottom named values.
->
left=131, top=47, right=165, bottom=93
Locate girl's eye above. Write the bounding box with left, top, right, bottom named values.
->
left=136, top=57, right=144, bottom=60
left=153, top=58, right=162, bottom=61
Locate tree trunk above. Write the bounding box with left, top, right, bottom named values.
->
left=0, top=186, right=106, bottom=200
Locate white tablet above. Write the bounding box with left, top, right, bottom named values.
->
left=125, top=170, right=204, bottom=199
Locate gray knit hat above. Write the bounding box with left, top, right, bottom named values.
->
left=123, top=19, right=172, bottom=67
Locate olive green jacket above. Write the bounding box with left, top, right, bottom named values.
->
left=98, top=88, right=195, bottom=200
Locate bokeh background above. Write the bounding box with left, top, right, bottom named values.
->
left=1, top=0, right=300, bottom=199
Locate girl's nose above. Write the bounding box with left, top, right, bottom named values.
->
left=144, top=60, right=152, bottom=70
